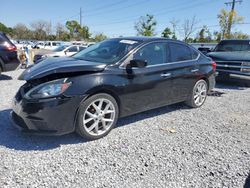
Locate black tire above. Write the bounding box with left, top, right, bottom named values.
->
left=186, top=79, right=208, bottom=108
left=76, top=93, right=119, bottom=140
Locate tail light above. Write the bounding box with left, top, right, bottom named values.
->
left=212, top=61, right=216, bottom=71
left=3, top=41, right=17, bottom=52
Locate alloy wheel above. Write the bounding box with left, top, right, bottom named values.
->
left=83, top=98, right=116, bottom=136
left=193, top=81, right=207, bottom=106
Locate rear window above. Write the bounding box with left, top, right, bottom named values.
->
left=215, top=40, right=250, bottom=52
left=169, top=42, right=192, bottom=62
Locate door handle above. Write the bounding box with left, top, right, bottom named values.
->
left=191, top=69, right=199, bottom=73
left=161, top=73, right=171, bottom=78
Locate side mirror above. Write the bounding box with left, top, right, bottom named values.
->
left=129, top=59, right=147, bottom=68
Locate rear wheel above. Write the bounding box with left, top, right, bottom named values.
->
left=76, top=93, right=119, bottom=140
left=186, top=79, right=208, bottom=108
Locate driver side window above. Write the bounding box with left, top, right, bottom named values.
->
left=133, top=43, right=167, bottom=66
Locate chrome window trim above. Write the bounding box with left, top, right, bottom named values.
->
left=119, top=40, right=200, bottom=69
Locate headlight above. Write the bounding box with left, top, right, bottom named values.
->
left=24, top=79, right=71, bottom=99
left=242, top=62, right=250, bottom=66
left=41, top=55, right=47, bottom=59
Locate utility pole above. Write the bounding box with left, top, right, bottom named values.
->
left=225, top=0, right=242, bottom=36
left=80, top=7, right=82, bottom=27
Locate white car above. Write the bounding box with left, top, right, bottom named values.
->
left=43, top=41, right=63, bottom=50
left=34, top=45, right=87, bottom=63
left=46, top=45, right=86, bottom=57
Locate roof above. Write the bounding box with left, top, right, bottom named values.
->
left=111, top=36, right=178, bottom=43
left=221, top=39, right=250, bottom=42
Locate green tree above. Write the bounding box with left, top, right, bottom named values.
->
left=0, top=22, right=13, bottom=36
left=94, top=33, right=108, bottom=42
left=231, top=32, right=249, bottom=39
left=134, top=14, right=157, bottom=36
left=197, top=25, right=212, bottom=42
left=66, top=20, right=81, bottom=38
left=161, top=27, right=173, bottom=38
left=66, top=20, right=91, bottom=40
left=218, top=9, right=244, bottom=39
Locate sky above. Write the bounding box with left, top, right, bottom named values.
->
left=1, top=0, right=250, bottom=39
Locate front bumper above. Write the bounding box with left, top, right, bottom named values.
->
left=11, top=95, right=85, bottom=136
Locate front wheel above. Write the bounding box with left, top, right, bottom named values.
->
left=186, top=79, right=208, bottom=108
left=76, top=93, right=119, bottom=140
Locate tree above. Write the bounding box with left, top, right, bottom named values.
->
left=12, top=23, right=30, bottom=39
left=170, top=18, right=179, bottom=40
left=197, top=25, right=212, bottom=42
left=134, top=14, right=157, bottom=36
left=66, top=20, right=81, bottom=38
left=182, top=16, right=199, bottom=42
left=78, top=25, right=91, bottom=40
left=55, top=23, right=70, bottom=41
left=0, top=22, right=13, bottom=36
left=161, top=27, right=173, bottom=38
left=66, top=20, right=91, bottom=40
left=94, top=33, right=108, bottom=42
left=30, top=20, right=48, bottom=40
left=218, top=9, right=243, bottom=39
left=231, top=32, right=249, bottom=39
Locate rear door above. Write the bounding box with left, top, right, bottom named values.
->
left=167, top=42, right=200, bottom=101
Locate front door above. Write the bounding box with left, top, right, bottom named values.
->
left=120, top=42, right=174, bottom=115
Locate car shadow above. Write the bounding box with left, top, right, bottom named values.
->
left=117, top=102, right=189, bottom=127
left=0, top=109, right=84, bottom=151
left=216, top=76, right=250, bottom=90
left=0, top=103, right=189, bottom=151
left=0, top=74, right=12, bottom=80
left=244, top=173, right=250, bottom=188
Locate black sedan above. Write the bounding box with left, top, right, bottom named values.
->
left=11, top=37, right=216, bottom=140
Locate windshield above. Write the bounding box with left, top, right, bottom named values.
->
left=53, top=45, right=68, bottom=52
left=72, top=39, right=140, bottom=64
left=215, top=41, right=250, bottom=52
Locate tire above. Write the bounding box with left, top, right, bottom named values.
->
left=76, top=93, right=119, bottom=140
left=186, top=79, right=208, bottom=108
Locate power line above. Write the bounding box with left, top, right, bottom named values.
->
left=87, top=0, right=216, bottom=27
left=83, top=0, right=150, bottom=17
left=83, top=0, right=128, bottom=14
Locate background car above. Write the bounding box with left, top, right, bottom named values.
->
left=12, top=37, right=216, bottom=140
left=33, top=45, right=86, bottom=63
left=207, top=39, right=250, bottom=79
left=0, top=32, right=20, bottom=75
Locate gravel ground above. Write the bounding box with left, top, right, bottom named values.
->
left=0, top=70, right=249, bottom=188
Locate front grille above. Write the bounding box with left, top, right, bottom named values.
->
left=12, top=112, right=28, bottom=129
left=216, top=61, right=242, bottom=72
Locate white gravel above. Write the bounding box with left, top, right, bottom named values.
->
left=0, top=70, right=249, bottom=188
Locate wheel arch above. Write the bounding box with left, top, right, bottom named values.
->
left=199, top=76, right=209, bottom=90
left=72, top=88, right=121, bottom=131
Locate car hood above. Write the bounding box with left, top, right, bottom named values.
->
left=19, top=57, right=107, bottom=81
left=207, top=51, right=250, bottom=61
